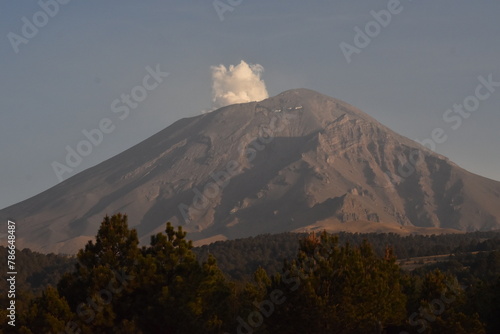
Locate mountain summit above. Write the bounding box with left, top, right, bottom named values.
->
left=3, top=89, right=500, bottom=253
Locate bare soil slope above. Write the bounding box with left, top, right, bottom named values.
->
left=2, top=89, right=499, bottom=253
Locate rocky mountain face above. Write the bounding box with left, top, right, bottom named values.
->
left=2, top=89, right=500, bottom=253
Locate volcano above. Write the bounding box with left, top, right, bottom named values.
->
left=2, top=89, right=500, bottom=253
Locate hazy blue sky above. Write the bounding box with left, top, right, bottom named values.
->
left=1, top=0, right=499, bottom=209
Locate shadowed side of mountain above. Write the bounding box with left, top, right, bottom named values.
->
left=1, top=89, right=499, bottom=253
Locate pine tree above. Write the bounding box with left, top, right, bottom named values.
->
left=269, top=232, right=406, bottom=333
left=56, top=214, right=140, bottom=332
left=20, top=286, right=74, bottom=333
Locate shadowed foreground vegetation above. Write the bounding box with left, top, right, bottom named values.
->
left=1, top=214, right=499, bottom=333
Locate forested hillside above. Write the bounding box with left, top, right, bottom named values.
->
left=0, top=246, right=75, bottom=293
left=4, top=230, right=499, bottom=286
left=1, top=217, right=499, bottom=333
left=195, top=231, right=500, bottom=280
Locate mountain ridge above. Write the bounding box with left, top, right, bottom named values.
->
left=2, top=88, right=499, bottom=253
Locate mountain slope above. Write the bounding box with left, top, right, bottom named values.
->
left=2, top=89, right=500, bottom=253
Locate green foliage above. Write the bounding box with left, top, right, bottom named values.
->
left=266, top=233, right=406, bottom=333
left=194, top=233, right=303, bottom=281
left=195, top=231, right=500, bottom=280
left=56, top=215, right=232, bottom=333
left=131, top=222, right=233, bottom=333
left=400, top=270, right=486, bottom=333
left=0, top=246, right=75, bottom=293
left=19, top=286, right=73, bottom=334
left=2, top=215, right=499, bottom=333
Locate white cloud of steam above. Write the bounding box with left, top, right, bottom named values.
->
left=210, top=60, right=269, bottom=110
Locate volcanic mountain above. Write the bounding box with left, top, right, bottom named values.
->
left=2, top=89, right=500, bottom=253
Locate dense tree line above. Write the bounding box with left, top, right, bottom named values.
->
left=1, top=215, right=499, bottom=333
left=411, top=250, right=500, bottom=333
left=0, top=247, right=75, bottom=294
left=194, top=233, right=303, bottom=281
left=195, top=230, right=500, bottom=280
left=2, top=230, right=499, bottom=286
